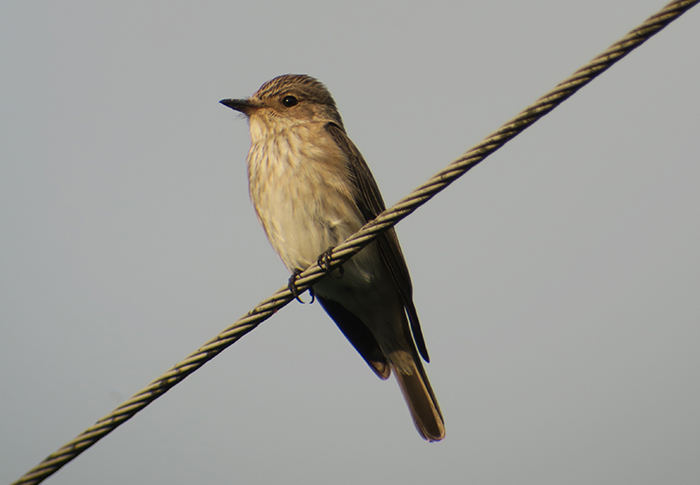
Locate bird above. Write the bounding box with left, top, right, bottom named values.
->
left=220, top=74, right=444, bottom=441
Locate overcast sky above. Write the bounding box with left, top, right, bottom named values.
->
left=2, top=1, right=699, bottom=484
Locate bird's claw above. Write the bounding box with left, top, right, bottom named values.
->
left=318, top=247, right=344, bottom=279
left=288, top=269, right=314, bottom=304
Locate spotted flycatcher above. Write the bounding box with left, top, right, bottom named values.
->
left=220, top=74, right=444, bottom=441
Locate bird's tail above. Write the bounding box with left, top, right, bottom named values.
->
left=391, top=354, right=445, bottom=442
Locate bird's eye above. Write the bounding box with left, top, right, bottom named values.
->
left=281, top=95, right=298, bottom=107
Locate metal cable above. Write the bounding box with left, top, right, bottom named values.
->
left=12, top=1, right=698, bottom=483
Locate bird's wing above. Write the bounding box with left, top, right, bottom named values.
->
left=324, top=122, right=430, bottom=362
left=315, top=294, right=390, bottom=379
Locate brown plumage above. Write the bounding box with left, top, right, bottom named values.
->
left=221, top=74, right=444, bottom=441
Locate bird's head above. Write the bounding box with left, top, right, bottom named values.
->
left=220, top=74, right=344, bottom=138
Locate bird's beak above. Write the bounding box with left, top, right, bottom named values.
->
left=219, top=98, right=258, bottom=116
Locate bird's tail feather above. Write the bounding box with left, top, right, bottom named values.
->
left=392, top=357, right=445, bottom=442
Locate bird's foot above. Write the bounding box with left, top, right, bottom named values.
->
left=318, top=247, right=344, bottom=279
left=288, top=269, right=314, bottom=304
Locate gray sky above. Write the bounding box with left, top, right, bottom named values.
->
left=2, top=1, right=699, bottom=484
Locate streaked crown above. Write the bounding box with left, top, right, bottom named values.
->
left=253, top=74, right=336, bottom=108
left=252, top=74, right=345, bottom=128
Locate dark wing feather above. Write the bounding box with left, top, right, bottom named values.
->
left=324, top=122, right=430, bottom=362
left=315, top=295, right=390, bottom=379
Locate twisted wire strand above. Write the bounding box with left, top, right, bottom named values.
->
left=12, top=1, right=698, bottom=483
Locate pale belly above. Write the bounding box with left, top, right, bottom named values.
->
left=246, top=123, right=396, bottom=312
left=252, top=164, right=407, bottom=355
left=249, top=148, right=384, bottom=292
left=245, top=123, right=407, bottom=353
